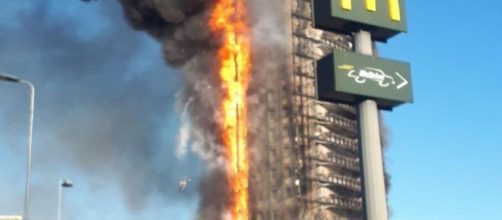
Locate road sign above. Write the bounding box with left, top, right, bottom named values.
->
left=0, top=216, right=22, bottom=220
left=317, top=49, right=412, bottom=109
left=313, top=0, right=407, bottom=41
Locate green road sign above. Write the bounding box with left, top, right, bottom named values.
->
left=317, top=50, right=413, bottom=109
left=313, top=0, right=407, bottom=41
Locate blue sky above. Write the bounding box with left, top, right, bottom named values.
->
left=0, top=1, right=199, bottom=219
left=381, top=1, right=502, bottom=219
left=1, top=0, right=502, bottom=220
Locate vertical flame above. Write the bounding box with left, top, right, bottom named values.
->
left=209, top=0, right=250, bottom=219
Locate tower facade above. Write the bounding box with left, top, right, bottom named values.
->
left=249, top=0, right=365, bottom=219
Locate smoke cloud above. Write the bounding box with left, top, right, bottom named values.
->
left=118, top=0, right=235, bottom=218
left=117, top=0, right=390, bottom=219
left=0, top=1, right=203, bottom=219
left=176, top=96, right=194, bottom=159
left=117, top=0, right=292, bottom=219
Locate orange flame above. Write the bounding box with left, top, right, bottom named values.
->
left=209, top=0, right=250, bottom=219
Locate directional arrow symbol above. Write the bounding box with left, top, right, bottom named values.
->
left=394, top=72, right=408, bottom=90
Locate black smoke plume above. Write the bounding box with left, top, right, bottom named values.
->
left=118, top=0, right=235, bottom=219
left=117, top=0, right=293, bottom=219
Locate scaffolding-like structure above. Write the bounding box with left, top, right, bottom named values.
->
left=250, top=0, right=365, bottom=219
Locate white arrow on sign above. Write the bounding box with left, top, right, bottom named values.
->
left=394, top=72, right=408, bottom=90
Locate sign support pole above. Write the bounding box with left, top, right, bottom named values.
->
left=355, top=30, right=389, bottom=220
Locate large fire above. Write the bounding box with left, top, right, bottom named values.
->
left=209, top=0, right=251, bottom=219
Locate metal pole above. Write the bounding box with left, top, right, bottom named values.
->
left=57, top=179, right=73, bottom=220
left=0, top=74, right=35, bottom=220
left=57, top=179, right=63, bottom=220
left=354, top=30, right=389, bottom=220
left=21, top=80, right=35, bottom=220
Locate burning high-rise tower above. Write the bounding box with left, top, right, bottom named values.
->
left=249, top=0, right=411, bottom=219
left=248, top=1, right=364, bottom=219
left=118, top=0, right=411, bottom=219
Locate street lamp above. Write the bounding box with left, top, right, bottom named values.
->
left=0, top=73, right=35, bottom=220
left=57, top=178, right=73, bottom=220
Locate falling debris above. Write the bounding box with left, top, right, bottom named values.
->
left=178, top=177, right=191, bottom=192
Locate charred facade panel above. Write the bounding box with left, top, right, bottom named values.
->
left=250, top=0, right=364, bottom=219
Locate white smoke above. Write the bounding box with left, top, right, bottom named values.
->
left=176, top=96, right=194, bottom=159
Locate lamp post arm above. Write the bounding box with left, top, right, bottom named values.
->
left=0, top=74, right=21, bottom=82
